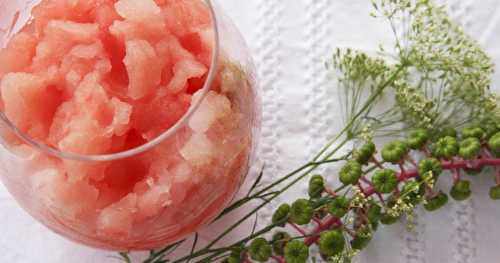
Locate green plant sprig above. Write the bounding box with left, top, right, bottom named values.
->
left=222, top=127, right=500, bottom=263
left=119, top=0, right=500, bottom=262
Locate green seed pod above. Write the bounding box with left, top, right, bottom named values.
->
left=381, top=140, right=409, bottom=164
left=308, top=175, right=325, bottom=198
left=319, top=230, right=345, bottom=257
left=339, top=160, right=363, bottom=185
left=372, top=169, right=398, bottom=194
left=230, top=244, right=245, bottom=259
left=459, top=137, right=481, bottom=160
left=462, top=126, right=485, bottom=140
left=439, top=127, right=457, bottom=138
left=367, top=201, right=382, bottom=223
left=290, top=199, right=314, bottom=225
left=221, top=256, right=240, bottom=263
left=350, top=227, right=372, bottom=250
left=327, top=196, right=350, bottom=218
left=249, top=238, right=272, bottom=262
left=284, top=240, right=309, bottom=263
left=488, top=132, right=500, bottom=156
left=433, top=136, right=459, bottom=160
left=380, top=213, right=400, bottom=225
left=353, top=141, right=376, bottom=165
left=418, top=158, right=442, bottom=179
left=489, top=186, right=500, bottom=200
left=481, top=118, right=499, bottom=139
left=450, top=180, right=472, bottom=201
left=407, top=128, right=430, bottom=150
left=272, top=231, right=290, bottom=256
left=272, top=204, right=291, bottom=226
left=424, top=192, right=449, bottom=211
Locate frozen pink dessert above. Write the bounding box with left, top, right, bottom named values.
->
left=0, top=0, right=257, bottom=250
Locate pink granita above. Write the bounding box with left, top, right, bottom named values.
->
left=0, top=0, right=257, bottom=250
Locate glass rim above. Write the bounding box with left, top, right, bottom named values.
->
left=0, top=0, right=221, bottom=162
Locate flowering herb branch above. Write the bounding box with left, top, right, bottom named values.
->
left=119, top=0, right=500, bottom=262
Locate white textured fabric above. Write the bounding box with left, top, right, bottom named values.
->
left=1, top=0, right=500, bottom=262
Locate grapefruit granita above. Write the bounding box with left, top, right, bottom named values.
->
left=0, top=0, right=258, bottom=250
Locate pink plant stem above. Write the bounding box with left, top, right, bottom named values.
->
left=271, top=255, right=285, bottom=263
left=376, top=192, right=386, bottom=205
left=360, top=176, right=373, bottom=186
left=371, top=157, right=384, bottom=169
left=363, top=158, right=500, bottom=196
left=289, top=222, right=308, bottom=236
left=399, top=162, right=406, bottom=179
left=407, top=156, right=418, bottom=168
left=312, top=217, right=323, bottom=226
left=304, top=216, right=341, bottom=246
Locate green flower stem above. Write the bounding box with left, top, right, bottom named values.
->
left=313, top=65, right=407, bottom=162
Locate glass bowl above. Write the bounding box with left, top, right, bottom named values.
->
left=0, top=0, right=259, bottom=251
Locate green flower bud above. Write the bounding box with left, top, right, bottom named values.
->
left=284, top=240, right=309, bottom=263
left=433, top=136, right=459, bottom=160
left=402, top=181, right=424, bottom=205
left=372, top=169, right=398, bottom=194
left=272, top=231, right=290, bottom=256
left=424, top=192, right=449, bottom=211
left=462, top=126, right=485, bottom=140
left=380, top=213, right=400, bottom=225
left=418, top=158, right=442, bottom=179
left=308, top=175, right=325, bottom=198
left=353, top=141, right=376, bottom=165
left=381, top=140, right=409, bottom=164
left=327, top=196, right=350, bottom=218
left=488, top=132, right=500, bottom=156
left=290, top=199, right=314, bottom=225
left=319, top=230, right=345, bottom=257
left=439, top=127, right=457, bottom=138
left=450, top=180, right=472, bottom=201
left=459, top=137, right=481, bottom=160
left=249, top=238, right=272, bottom=262
left=407, top=128, right=430, bottom=150
left=350, top=227, right=372, bottom=250
left=367, top=201, right=382, bottom=223
left=489, top=186, right=500, bottom=200
left=339, top=160, right=363, bottom=185
left=272, top=204, right=291, bottom=226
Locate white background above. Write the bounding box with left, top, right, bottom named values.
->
left=1, top=0, right=500, bottom=262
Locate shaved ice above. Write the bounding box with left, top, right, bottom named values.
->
left=0, top=0, right=256, bottom=250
